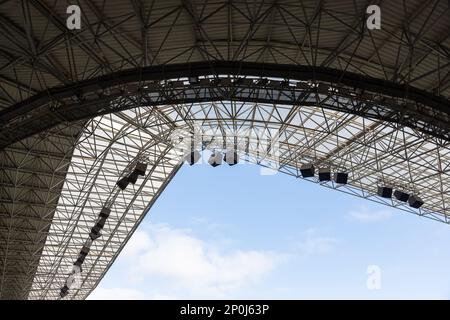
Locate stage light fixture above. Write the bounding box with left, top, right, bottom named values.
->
left=377, top=186, right=393, bottom=198
left=224, top=150, right=239, bottom=166
left=334, top=172, right=348, bottom=184
left=318, top=167, right=331, bottom=181
left=394, top=190, right=409, bottom=202
left=184, top=150, right=201, bottom=165
left=208, top=152, right=223, bottom=167
left=408, top=195, right=424, bottom=209
left=300, top=163, right=315, bottom=178
left=116, top=176, right=129, bottom=190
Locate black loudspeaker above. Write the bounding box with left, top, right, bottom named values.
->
left=224, top=150, right=239, bottom=166
left=318, top=167, right=331, bottom=181
left=189, top=76, right=199, bottom=84
left=300, top=164, right=315, bottom=178
left=116, top=176, right=129, bottom=190
left=377, top=186, right=393, bottom=198
left=394, top=190, right=409, bottom=202
left=408, top=195, right=424, bottom=208
left=184, top=150, right=201, bottom=165
left=335, top=172, right=348, bottom=184
left=96, top=217, right=107, bottom=229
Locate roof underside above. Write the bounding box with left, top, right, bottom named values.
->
left=0, top=0, right=449, bottom=299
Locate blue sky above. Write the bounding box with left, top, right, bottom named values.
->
left=88, top=160, right=450, bottom=300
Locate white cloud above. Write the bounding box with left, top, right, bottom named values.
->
left=93, top=224, right=284, bottom=299
left=348, top=207, right=393, bottom=223
left=297, top=228, right=337, bottom=254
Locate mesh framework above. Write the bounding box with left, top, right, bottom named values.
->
left=30, top=98, right=450, bottom=299
left=0, top=0, right=450, bottom=299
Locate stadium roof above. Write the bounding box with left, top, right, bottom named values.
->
left=0, top=0, right=449, bottom=299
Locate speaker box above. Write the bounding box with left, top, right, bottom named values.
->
left=300, top=164, right=315, bottom=178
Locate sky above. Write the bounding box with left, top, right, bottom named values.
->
left=88, top=159, right=450, bottom=300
